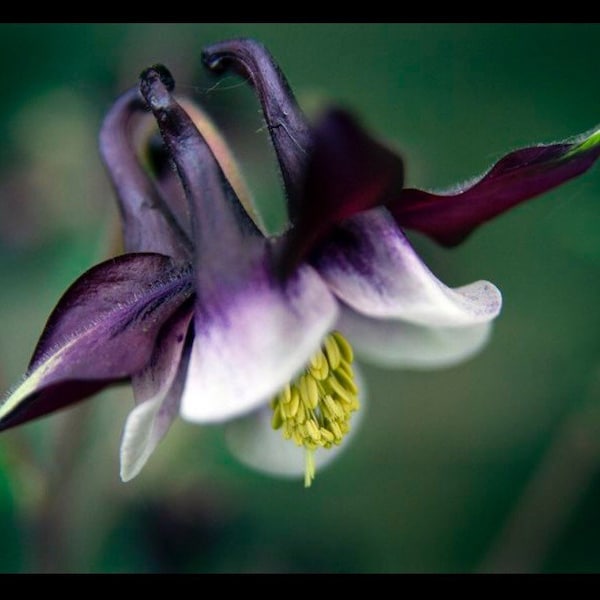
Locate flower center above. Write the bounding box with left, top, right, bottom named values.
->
left=270, top=331, right=360, bottom=487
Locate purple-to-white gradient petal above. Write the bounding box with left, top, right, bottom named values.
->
left=314, top=208, right=502, bottom=327
left=338, top=305, right=493, bottom=369
left=225, top=365, right=367, bottom=478
left=180, top=260, right=338, bottom=423
left=120, top=302, right=194, bottom=482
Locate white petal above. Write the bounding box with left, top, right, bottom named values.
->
left=225, top=365, right=367, bottom=478
left=120, top=307, right=193, bottom=482
left=315, top=208, right=502, bottom=327
left=339, top=305, right=493, bottom=369
left=180, top=263, right=338, bottom=423
left=120, top=395, right=177, bottom=482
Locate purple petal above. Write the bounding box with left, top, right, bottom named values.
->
left=202, top=38, right=312, bottom=220
left=279, top=109, right=405, bottom=276
left=314, top=208, right=501, bottom=327
left=99, top=87, right=192, bottom=258
left=392, top=126, right=600, bottom=246
left=178, top=97, right=265, bottom=234
left=180, top=255, right=339, bottom=423
left=120, top=301, right=194, bottom=482
left=0, top=253, right=193, bottom=431
left=145, top=96, right=266, bottom=239
left=139, top=66, right=263, bottom=278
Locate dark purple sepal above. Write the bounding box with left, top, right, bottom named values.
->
left=0, top=253, right=193, bottom=431
left=392, top=129, right=600, bottom=246
left=278, top=108, right=405, bottom=276
left=0, top=381, right=113, bottom=433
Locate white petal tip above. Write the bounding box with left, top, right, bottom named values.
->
left=119, top=396, right=172, bottom=483
left=317, top=210, right=503, bottom=327
left=119, top=467, right=138, bottom=484
left=340, top=306, right=496, bottom=370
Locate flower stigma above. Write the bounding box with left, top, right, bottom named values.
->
left=270, top=331, right=360, bottom=487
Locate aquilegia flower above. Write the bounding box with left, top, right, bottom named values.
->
left=1, top=39, right=598, bottom=487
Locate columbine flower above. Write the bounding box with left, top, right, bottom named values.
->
left=1, top=40, right=598, bottom=488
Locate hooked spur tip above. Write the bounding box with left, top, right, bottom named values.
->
left=139, top=64, right=176, bottom=109
left=201, top=38, right=265, bottom=73
left=200, top=47, right=225, bottom=73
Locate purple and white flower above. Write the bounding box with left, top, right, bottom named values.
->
left=1, top=39, right=598, bottom=487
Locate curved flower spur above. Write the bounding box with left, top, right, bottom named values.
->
left=1, top=40, right=599, bottom=488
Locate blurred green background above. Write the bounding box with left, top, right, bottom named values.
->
left=0, top=23, right=599, bottom=573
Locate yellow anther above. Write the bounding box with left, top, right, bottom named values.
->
left=283, top=422, right=293, bottom=439
left=319, top=363, right=330, bottom=381
left=271, top=405, right=283, bottom=430
left=323, top=395, right=343, bottom=420
left=323, top=408, right=337, bottom=424
left=281, top=384, right=292, bottom=404
left=332, top=331, right=354, bottom=363
left=309, top=350, right=326, bottom=371
left=327, top=376, right=355, bottom=406
left=334, top=369, right=358, bottom=395
left=308, top=352, right=330, bottom=381
left=296, top=401, right=306, bottom=424
left=306, top=419, right=321, bottom=442
left=324, top=335, right=341, bottom=370
left=270, top=331, right=359, bottom=487
left=330, top=421, right=343, bottom=441
left=320, top=428, right=335, bottom=443
left=288, top=390, right=300, bottom=417
left=305, top=376, right=319, bottom=410
left=298, top=375, right=309, bottom=407
left=337, top=360, right=353, bottom=381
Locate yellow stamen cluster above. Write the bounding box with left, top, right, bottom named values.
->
left=270, top=331, right=359, bottom=487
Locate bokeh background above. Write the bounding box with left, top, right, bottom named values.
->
left=0, top=23, right=598, bottom=573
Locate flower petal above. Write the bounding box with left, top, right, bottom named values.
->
left=0, top=253, right=193, bottom=431
left=202, top=38, right=312, bottom=219
left=139, top=66, right=262, bottom=271
left=392, top=125, right=600, bottom=246
left=120, top=301, right=194, bottom=482
left=314, top=208, right=501, bottom=327
left=179, top=98, right=265, bottom=234
left=180, top=259, right=339, bottom=423
left=338, top=305, right=493, bottom=369
left=203, top=40, right=406, bottom=260
left=279, top=110, right=405, bottom=276
left=99, top=87, right=192, bottom=258
left=143, top=95, right=268, bottom=241
left=225, top=365, right=367, bottom=479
